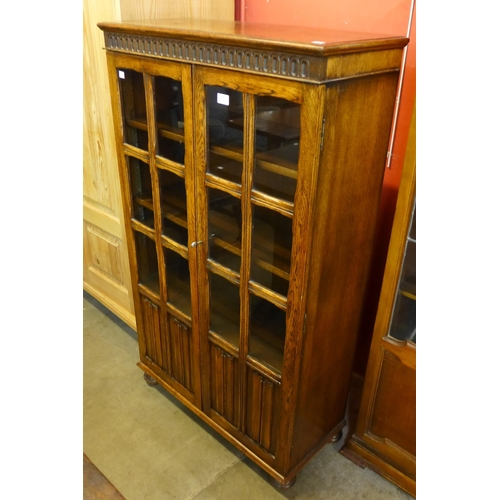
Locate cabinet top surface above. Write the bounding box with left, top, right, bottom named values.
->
left=98, top=18, right=408, bottom=56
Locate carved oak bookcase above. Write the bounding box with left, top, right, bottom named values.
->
left=98, top=19, right=408, bottom=488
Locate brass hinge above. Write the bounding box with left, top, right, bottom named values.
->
left=320, top=118, right=326, bottom=151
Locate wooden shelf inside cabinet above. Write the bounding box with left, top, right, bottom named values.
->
left=255, top=143, right=299, bottom=180
left=100, top=17, right=409, bottom=489
left=157, top=122, right=186, bottom=143
left=400, top=275, right=416, bottom=300
left=228, top=107, right=300, bottom=142
left=209, top=143, right=299, bottom=181
left=126, top=117, right=148, bottom=131
left=126, top=118, right=186, bottom=143
left=136, top=189, right=290, bottom=285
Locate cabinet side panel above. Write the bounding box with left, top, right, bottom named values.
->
left=290, top=71, right=400, bottom=468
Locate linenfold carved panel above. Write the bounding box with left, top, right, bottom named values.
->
left=104, top=32, right=313, bottom=80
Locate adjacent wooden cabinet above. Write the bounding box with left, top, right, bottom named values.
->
left=98, top=19, right=408, bottom=487
left=341, top=106, right=416, bottom=497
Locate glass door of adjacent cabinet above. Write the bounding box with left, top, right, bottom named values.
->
left=114, top=59, right=199, bottom=403
left=387, top=203, right=416, bottom=344
left=195, top=68, right=312, bottom=454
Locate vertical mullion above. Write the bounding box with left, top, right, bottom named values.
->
left=239, top=92, right=255, bottom=434
left=144, top=74, right=167, bottom=305
left=183, top=64, right=203, bottom=409
left=193, top=69, right=212, bottom=414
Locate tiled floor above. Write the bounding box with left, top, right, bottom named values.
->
left=84, top=454, right=125, bottom=500
left=83, top=292, right=413, bottom=500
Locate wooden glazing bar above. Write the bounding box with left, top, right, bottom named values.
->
left=205, top=174, right=242, bottom=199
left=246, top=356, right=281, bottom=385
left=155, top=156, right=185, bottom=177
left=208, top=331, right=240, bottom=359
left=138, top=283, right=160, bottom=302
left=124, top=144, right=149, bottom=163
left=130, top=219, right=155, bottom=239
left=165, top=302, right=192, bottom=329
left=206, top=259, right=240, bottom=285
left=248, top=281, right=287, bottom=311
left=144, top=74, right=167, bottom=308
left=250, top=191, right=294, bottom=218
left=160, top=236, right=188, bottom=259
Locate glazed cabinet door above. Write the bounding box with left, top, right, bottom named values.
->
left=193, top=67, right=323, bottom=463
left=106, top=53, right=201, bottom=407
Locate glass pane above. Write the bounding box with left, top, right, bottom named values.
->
left=118, top=69, right=148, bottom=150
left=209, top=272, right=240, bottom=348
left=155, top=76, right=185, bottom=164
left=159, top=169, right=188, bottom=246
left=248, top=295, right=286, bottom=373
left=253, top=96, right=300, bottom=202
left=208, top=188, right=242, bottom=273
left=388, top=204, right=416, bottom=343
left=164, top=247, right=191, bottom=317
left=206, top=85, right=244, bottom=184
left=128, top=156, right=154, bottom=229
left=134, top=232, right=159, bottom=294
left=251, top=205, right=292, bottom=297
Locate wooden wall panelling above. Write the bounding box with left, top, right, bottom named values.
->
left=83, top=0, right=136, bottom=328
left=83, top=0, right=234, bottom=328
left=119, top=0, right=234, bottom=22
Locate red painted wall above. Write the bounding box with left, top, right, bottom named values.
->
left=236, top=0, right=416, bottom=375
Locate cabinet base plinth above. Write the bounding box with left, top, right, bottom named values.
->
left=331, top=430, right=343, bottom=443
left=269, top=474, right=297, bottom=489
left=144, top=373, right=159, bottom=386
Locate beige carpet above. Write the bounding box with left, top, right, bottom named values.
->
left=83, top=292, right=412, bottom=500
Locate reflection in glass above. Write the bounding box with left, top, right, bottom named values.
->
left=208, top=188, right=242, bottom=273
left=251, top=205, right=292, bottom=297
left=164, top=247, right=191, bottom=317
left=159, top=169, right=188, bottom=246
left=388, top=204, right=416, bottom=343
left=206, top=86, right=244, bottom=184
left=118, top=68, right=148, bottom=150
left=253, top=96, right=300, bottom=202
left=249, top=295, right=286, bottom=373
left=134, top=232, right=159, bottom=294
left=128, top=156, right=154, bottom=229
left=209, top=272, right=240, bottom=348
left=155, top=76, right=185, bottom=164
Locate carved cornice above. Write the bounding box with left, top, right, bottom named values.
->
left=104, top=32, right=324, bottom=81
